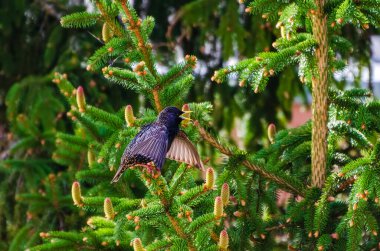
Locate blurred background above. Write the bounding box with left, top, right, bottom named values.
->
left=0, top=0, right=379, bottom=248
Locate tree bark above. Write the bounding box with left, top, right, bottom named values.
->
left=311, top=0, right=329, bottom=188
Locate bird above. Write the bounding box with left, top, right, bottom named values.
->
left=111, top=106, right=204, bottom=183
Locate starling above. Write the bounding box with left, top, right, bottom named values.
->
left=111, top=106, right=204, bottom=183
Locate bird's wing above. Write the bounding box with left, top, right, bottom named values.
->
left=125, top=123, right=153, bottom=151
left=127, top=123, right=169, bottom=170
left=166, top=130, right=204, bottom=170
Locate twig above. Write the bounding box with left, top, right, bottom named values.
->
left=119, top=1, right=157, bottom=77
left=119, top=0, right=163, bottom=111
left=165, top=213, right=196, bottom=251
left=210, top=230, right=219, bottom=243
left=143, top=170, right=197, bottom=250
left=95, top=1, right=163, bottom=111
left=152, top=88, right=162, bottom=112
left=336, top=176, right=356, bottom=193
left=194, top=122, right=306, bottom=197
left=265, top=224, right=286, bottom=231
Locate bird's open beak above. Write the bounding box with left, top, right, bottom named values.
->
left=180, top=110, right=193, bottom=121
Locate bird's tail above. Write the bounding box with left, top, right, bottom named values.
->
left=111, top=165, right=127, bottom=183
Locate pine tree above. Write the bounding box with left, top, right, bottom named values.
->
left=13, top=0, right=380, bottom=250
left=0, top=1, right=129, bottom=249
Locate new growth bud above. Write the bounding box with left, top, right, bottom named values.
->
left=76, top=86, right=86, bottom=113
left=245, top=7, right=252, bottom=13
left=72, top=181, right=83, bottom=207
left=268, top=123, right=276, bottom=144
left=185, top=55, right=197, bottom=68
left=132, top=238, right=146, bottom=251
left=205, top=168, right=215, bottom=190
left=104, top=197, right=115, bottom=220
left=275, top=21, right=283, bottom=29
left=140, top=199, right=147, bottom=208
left=125, top=105, right=136, bottom=127
left=239, top=80, right=246, bottom=87
left=181, top=104, right=191, bottom=127
left=126, top=214, right=133, bottom=220
left=134, top=61, right=145, bottom=73
left=102, top=23, right=113, bottom=42
left=353, top=202, right=358, bottom=211
left=214, top=196, right=224, bottom=219
left=218, top=229, right=229, bottom=250
left=87, top=149, right=95, bottom=167
left=280, top=26, right=286, bottom=38
left=233, top=211, right=243, bottom=217
left=39, top=232, right=50, bottom=238
left=331, top=233, right=339, bottom=239
left=221, top=183, right=230, bottom=206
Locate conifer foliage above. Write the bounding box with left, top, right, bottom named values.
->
left=212, top=0, right=380, bottom=189
left=28, top=0, right=380, bottom=250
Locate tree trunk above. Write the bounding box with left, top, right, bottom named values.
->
left=311, top=0, right=328, bottom=188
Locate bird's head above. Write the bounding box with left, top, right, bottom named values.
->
left=157, top=106, right=192, bottom=128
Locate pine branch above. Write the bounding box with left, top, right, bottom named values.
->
left=138, top=169, right=198, bottom=251
left=159, top=57, right=196, bottom=88
left=165, top=213, right=196, bottom=251
left=194, top=122, right=306, bottom=196
left=60, top=12, right=101, bottom=28
left=118, top=0, right=162, bottom=111
left=178, top=185, right=210, bottom=206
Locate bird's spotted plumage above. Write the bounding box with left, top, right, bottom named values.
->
left=111, top=106, right=203, bottom=183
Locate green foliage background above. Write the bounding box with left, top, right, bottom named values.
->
left=0, top=0, right=379, bottom=250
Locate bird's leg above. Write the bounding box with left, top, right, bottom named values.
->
left=147, top=162, right=161, bottom=178
left=136, top=162, right=160, bottom=178
left=136, top=163, right=152, bottom=171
